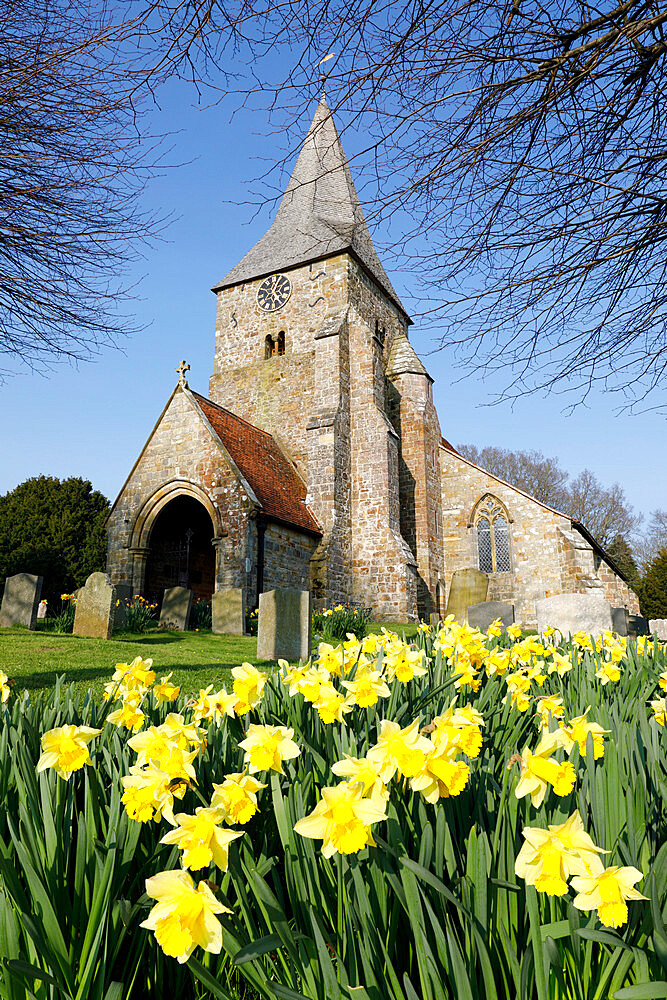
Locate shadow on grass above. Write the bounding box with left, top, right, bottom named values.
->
left=15, top=668, right=112, bottom=690
left=114, top=632, right=188, bottom=645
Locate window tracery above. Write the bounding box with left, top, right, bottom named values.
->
left=472, top=495, right=512, bottom=573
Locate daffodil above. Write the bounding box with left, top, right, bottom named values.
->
left=367, top=719, right=432, bottom=781
left=430, top=703, right=484, bottom=758
left=0, top=670, right=11, bottom=704
left=596, top=660, right=621, bottom=684
left=410, top=740, right=470, bottom=803
left=514, top=731, right=576, bottom=808
left=107, top=696, right=145, bottom=732
left=571, top=856, right=647, bottom=928
left=506, top=624, right=523, bottom=641
left=141, top=869, right=229, bottom=963
left=211, top=773, right=266, bottom=824
left=535, top=695, right=565, bottom=731
left=342, top=669, right=390, bottom=708
left=294, top=782, right=387, bottom=857
left=161, top=713, right=206, bottom=753
left=113, top=656, right=156, bottom=691
left=516, top=812, right=606, bottom=895
left=547, top=650, right=573, bottom=676
left=232, top=663, right=267, bottom=714
left=559, top=711, right=607, bottom=759
left=384, top=647, right=427, bottom=683
left=296, top=666, right=331, bottom=703
left=161, top=808, right=243, bottom=870
left=36, top=724, right=100, bottom=779
left=314, top=684, right=354, bottom=723
left=238, top=724, right=300, bottom=773
left=650, top=697, right=667, bottom=726
left=154, top=673, right=180, bottom=705
left=121, top=764, right=187, bottom=824
left=331, top=754, right=387, bottom=797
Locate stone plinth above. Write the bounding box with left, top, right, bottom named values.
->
left=536, top=593, right=613, bottom=640
left=611, top=607, right=629, bottom=636
left=650, top=619, right=667, bottom=641
left=212, top=588, right=245, bottom=635
left=0, top=573, right=44, bottom=629
left=73, top=572, right=116, bottom=639
left=160, top=587, right=193, bottom=630
left=468, top=601, right=515, bottom=632
left=445, top=569, right=489, bottom=624
left=257, top=588, right=311, bottom=662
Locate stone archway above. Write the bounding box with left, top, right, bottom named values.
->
left=142, top=495, right=216, bottom=603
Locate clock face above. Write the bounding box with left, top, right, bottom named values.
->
left=257, top=273, right=291, bottom=312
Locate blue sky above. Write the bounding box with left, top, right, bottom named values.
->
left=0, top=75, right=664, bottom=524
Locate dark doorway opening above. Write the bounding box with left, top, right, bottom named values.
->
left=144, top=496, right=215, bottom=603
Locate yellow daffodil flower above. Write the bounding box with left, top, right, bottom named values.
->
left=121, top=764, right=187, bottom=824
left=238, top=724, right=300, bottom=773
left=211, top=772, right=266, bottom=824
left=141, top=869, right=229, bottom=963
left=514, top=731, right=576, bottom=808
left=160, top=807, right=243, bottom=870
left=410, top=740, right=470, bottom=802
left=107, top=696, right=146, bottom=732
left=384, top=647, right=428, bottom=684
left=36, top=724, right=100, bottom=780
left=596, top=661, right=621, bottom=684
left=294, top=782, right=387, bottom=857
left=659, top=670, right=667, bottom=692
left=547, top=651, right=573, bottom=676
left=342, top=669, right=391, bottom=708
left=367, top=719, right=433, bottom=782
left=314, top=684, right=355, bottom=724
left=650, top=697, right=667, bottom=726
left=161, top=713, right=206, bottom=753
left=515, top=811, right=606, bottom=895
left=153, top=673, right=180, bottom=705
left=559, top=711, right=608, bottom=759
left=0, top=670, right=11, bottom=704
left=232, top=663, right=267, bottom=714
left=506, top=624, right=523, bottom=641
left=570, top=856, right=647, bottom=928
left=535, top=695, right=565, bottom=731
left=296, top=666, right=331, bottom=703
left=331, top=754, right=387, bottom=797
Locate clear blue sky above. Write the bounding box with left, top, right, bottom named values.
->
left=0, top=75, right=664, bottom=525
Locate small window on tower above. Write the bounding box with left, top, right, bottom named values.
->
left=265, top=335, right=275, bottom=359
left=277, top=330, right=286, bottom=356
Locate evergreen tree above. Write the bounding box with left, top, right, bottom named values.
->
left=606, top=535, right=641, bottom=587
left=639, top=548, right=667, bottom=621
left=0, top=476, right=109, bottom=607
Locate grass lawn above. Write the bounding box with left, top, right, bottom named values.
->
left=0, top=621, right=420, bottom=701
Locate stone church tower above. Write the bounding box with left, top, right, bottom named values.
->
left=106, top=97, right=638, bottom=624
left=107, top=98, right=445, bottom=620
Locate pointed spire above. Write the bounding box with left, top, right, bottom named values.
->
left=213, top=99, right=409, bottom=320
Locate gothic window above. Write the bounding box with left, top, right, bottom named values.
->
left=473, top=495, right=512, bottom=573
left=265, top=334, right=275, bottom=359
left=264, top=331, right=286, bottom=358
left=277, top=330, right=286, bottom=356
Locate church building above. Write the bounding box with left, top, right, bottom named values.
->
left=106, top=98, right=639, bottom=623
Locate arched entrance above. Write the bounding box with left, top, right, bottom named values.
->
left=143, top=495, right=216, bottom=603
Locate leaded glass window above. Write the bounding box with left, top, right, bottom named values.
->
left=474, top=496, right=512, bottom=573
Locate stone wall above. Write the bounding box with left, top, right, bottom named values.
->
left=439, top=447, right=639, bottom=622
left=262, top=523, right=318, bottom=596
left=106, top=388, right=255, bottom=602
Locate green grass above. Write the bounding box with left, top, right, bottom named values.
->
left=0, top=620, right=419, bottom=701
left=0, top=627, right=272, bottom=700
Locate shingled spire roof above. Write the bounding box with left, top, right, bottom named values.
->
left=213, top=97, right=409, bottom=320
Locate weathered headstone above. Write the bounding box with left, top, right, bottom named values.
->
left=445, top=569, right=489, bottom=623
left=429, top=612, right=441, bottom=628
left=73, top=572, right=116, bottom=639
left=257, top=588, right=311, bottom=661
left=0, top=573, right=43, bottom=629
left=468, top=601, right=515, bottom=632
left=212, top=588, right=245, bottom=635
left=160, top=586, right=193, bottom=630
left=627, top=614, right=649, bottom=637
left=37, top=600, right=48, bottom=620
left=536, top=593, right=613, bottom=640
left=650, top=619, right=667, bottom=641
left=611, top=606, right=629, bottom=636
left=113, top=584, right=133, bottom=631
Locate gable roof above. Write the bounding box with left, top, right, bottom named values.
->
left=192, top=393, right=321, bottom=536
left=212, top=97, right=410, bottom=321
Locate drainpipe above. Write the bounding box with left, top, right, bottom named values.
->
left=256, top=515, right=266, bottom=606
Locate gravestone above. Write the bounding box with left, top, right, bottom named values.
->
left=113, top=584, right=133, bottom=631
left=0, top=573, right=43, bottom=629
left=611, top=607, right=629, bottom=637
left=73, top=572, right=116, bottom=639
left=257, top=588, right=311, bottom=662
left=429, top=612, right=441, bottom=628
left=468, top=601, right=515, bottom=632
left=212, top=588, right=245, bottom=635
left=627, top=614, right=649, bottom=637
left=37, top=601, right=48, bottom=620
left=535, top=593, right=613, bottom=640
left=159, top=586, right=192, bottom=630
left=650, top=619, right=667, bottom=641
left=445, top=569, right=489, bottom=623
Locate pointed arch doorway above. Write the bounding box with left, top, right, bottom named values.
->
left=143, top=495, right=216, bottom=603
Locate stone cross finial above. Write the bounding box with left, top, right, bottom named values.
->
left=176, top=360, right=190, bottom=387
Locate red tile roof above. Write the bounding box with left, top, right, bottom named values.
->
left=193, top=393, right=321, bottom=536
left=440, top=436, right=461, bottom=456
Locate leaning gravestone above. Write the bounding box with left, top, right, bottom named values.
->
left=257, top=589, right=311, bottom=662
left=73, top=572, right=116, bottom=639
left=536, top=593, right=613, bottom=640
left=212, top=588, right=245, bottom=636
left=611, top=607, right=629, bottom=636
left=650, top=619, right=667, bottom=641
left=468, top=601, right=515, bottom=632
left=0, top=573, right=43, bottom=629
left=445, top=569, right=489, bottom=623
left=159, top=586, right=193, bottom=630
